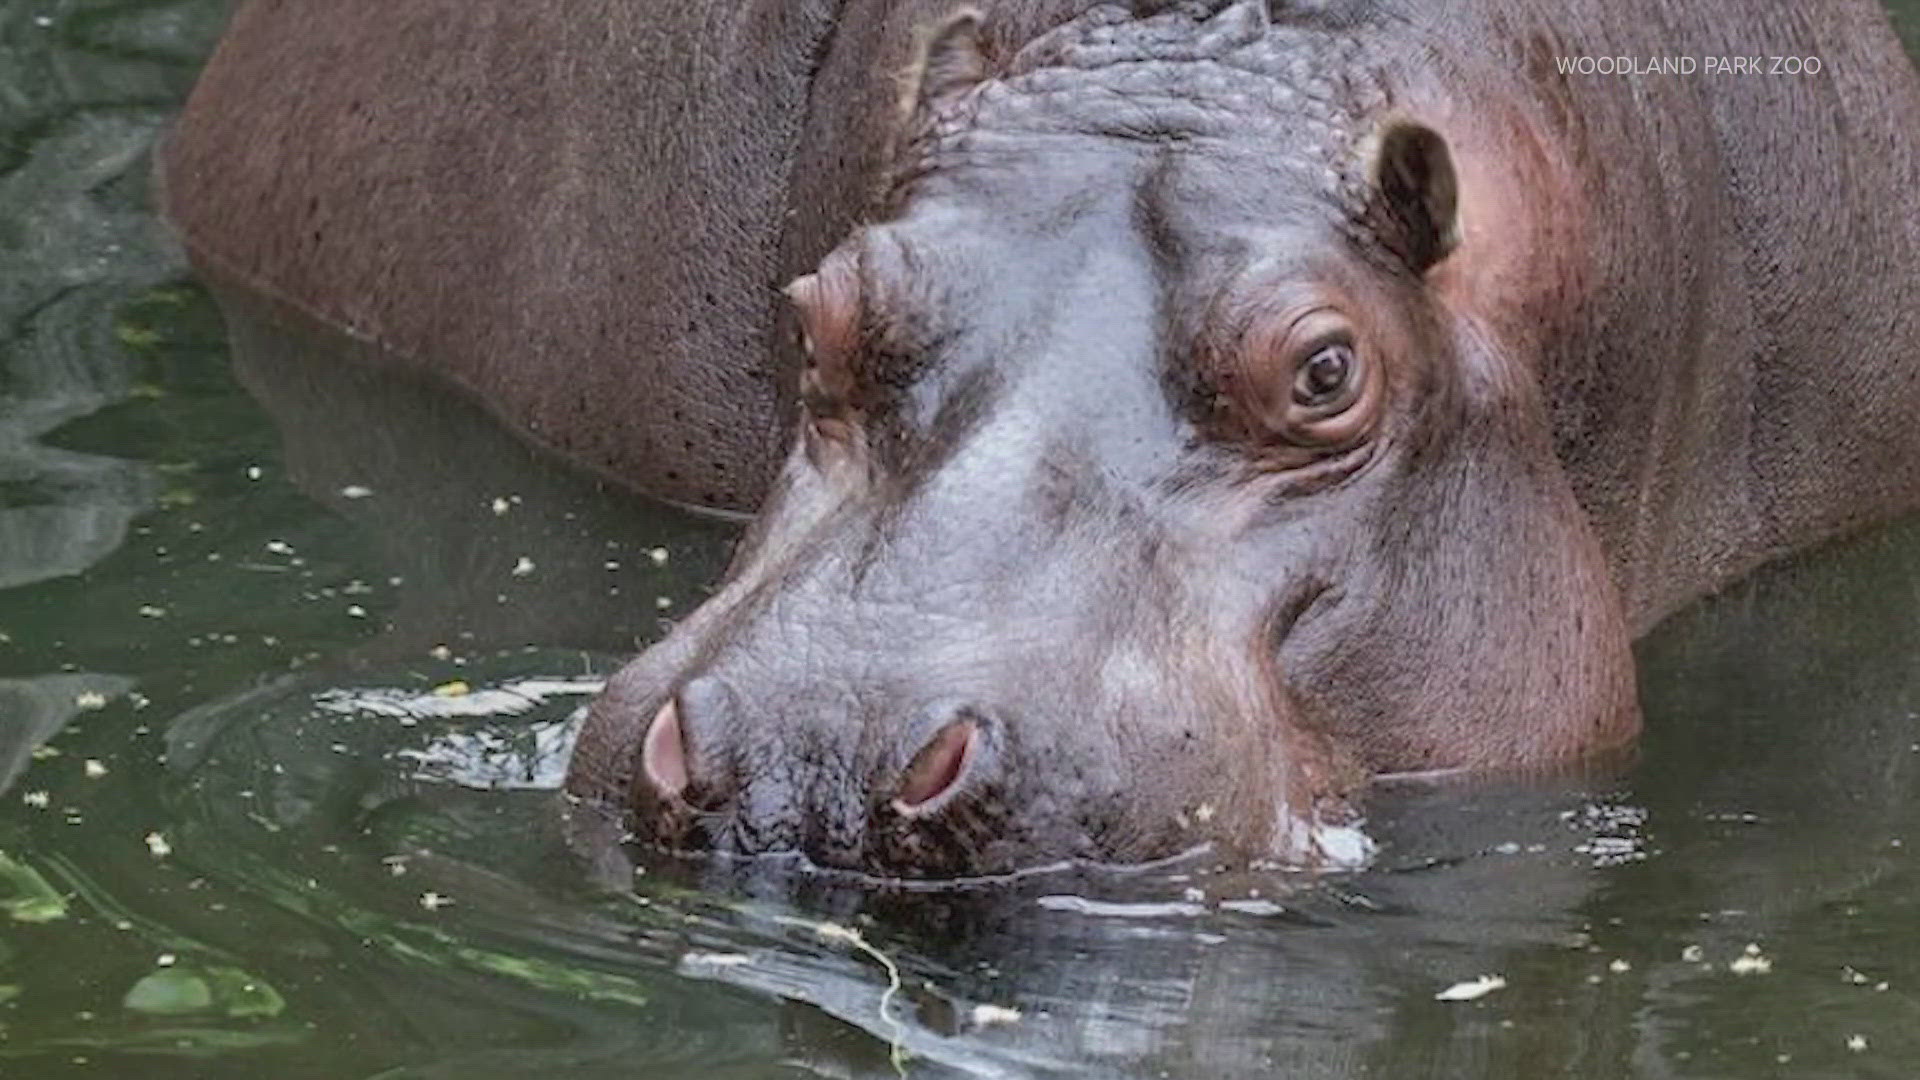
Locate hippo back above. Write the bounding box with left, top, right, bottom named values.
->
left=160, top=0, right=843, bottom=511
left=160, top=0, right=1118, bottom=513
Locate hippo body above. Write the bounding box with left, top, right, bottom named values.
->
left=165, top=1, right=1920, bottom=875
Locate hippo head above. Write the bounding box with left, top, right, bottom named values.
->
left=567, top=1, right=1639, bottom=877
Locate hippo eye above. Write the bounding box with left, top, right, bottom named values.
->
left=1235, top=306, right=1379, bottom=450
left=1293, top=342, right=1357, bottom=409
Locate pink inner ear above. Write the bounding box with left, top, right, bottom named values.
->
left=641, top=699, right=689, bottom=798
left=893, top=719, right=978, bottom=814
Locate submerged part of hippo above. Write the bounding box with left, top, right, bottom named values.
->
left=164, top=0, right=1920, bottom=878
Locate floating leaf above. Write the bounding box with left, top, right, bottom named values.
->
left=124, top=969, right=213, bottom=1015
left=202, top=966, right=286, bottom=1018
left=124, top=965, right=286, bottom=1019
left=0, top=851, right=67, bottom=923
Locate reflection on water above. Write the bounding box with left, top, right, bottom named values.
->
left=2, top=0, right=1920, bottom=1076
left=0, top=0, right=190, bottom=587
left=0, top=674, right=133, bottom=794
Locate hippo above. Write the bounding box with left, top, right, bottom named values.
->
left=162, top=0, right=1920, bottom=876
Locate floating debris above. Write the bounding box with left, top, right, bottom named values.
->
left=680, top=951, right=752, bottom=970
left=1729, top=943, right=1772, bottom=976
left=971, top=1003, right=1023, bottom=1028
left=1036, top=895, right=1206, bottom=918
left=1564, top=801, right=1650, bottom=865
left=1435, top=975, right=1507, bottom=1002
left=776, top=916, right=909, bottom=1076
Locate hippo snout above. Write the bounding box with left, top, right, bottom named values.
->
left=630, top=675, right=1013, bottom=874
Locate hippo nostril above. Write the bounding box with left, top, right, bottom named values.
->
left=641, top=698, right=689, bottom=798
left=892, top=718, right=979, bottom=815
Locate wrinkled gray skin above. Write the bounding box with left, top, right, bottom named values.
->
left=166, top=0, right=1920, bottom=876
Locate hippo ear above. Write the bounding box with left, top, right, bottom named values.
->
left=1366, top=120, right=1460, bottom=274
left=905, top=8, right=987, bottom=123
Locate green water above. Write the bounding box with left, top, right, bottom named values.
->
left=5, top=1, right=1920, bottom=1077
